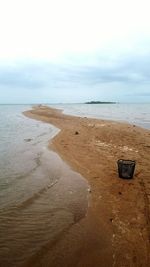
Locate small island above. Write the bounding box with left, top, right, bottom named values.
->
left=85, top=101, right=117, bottom=104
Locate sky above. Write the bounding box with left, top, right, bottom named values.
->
left=0, top=0, right=150, bottom=103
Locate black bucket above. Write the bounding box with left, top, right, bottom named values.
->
left=117, top=159, right=136, bottom=179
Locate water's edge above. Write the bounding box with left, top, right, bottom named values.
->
left=0, top=105, right=89, bottom=267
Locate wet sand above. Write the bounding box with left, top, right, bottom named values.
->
left=24, top=105, right=150, bottom=267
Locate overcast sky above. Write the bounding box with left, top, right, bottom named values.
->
left=0, top=0, right=150, bottom=103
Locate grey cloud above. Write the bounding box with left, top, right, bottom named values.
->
left=71, top=53, right=150, bottom=84
left=0, top=63, right=77, bottom=89
left=0, top=68, right=43, bottom=88
left=0, top=52, right=150, bottom=89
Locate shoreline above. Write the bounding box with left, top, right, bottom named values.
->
left=24, top=105, right=150, bottom=267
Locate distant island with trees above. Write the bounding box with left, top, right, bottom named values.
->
left=85, top=101, right=117, bottom=104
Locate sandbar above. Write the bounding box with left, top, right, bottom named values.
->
left=24, top=105, right=150, bottom=267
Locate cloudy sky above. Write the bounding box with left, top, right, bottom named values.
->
left=0, top=0, right=150, bottom=103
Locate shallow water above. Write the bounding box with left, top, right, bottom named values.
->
left=0, top=105, right=89, bottom=266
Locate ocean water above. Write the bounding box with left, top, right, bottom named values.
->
left=0, top=105, right=89, bottom=267
left=51, top=103, right=150, bottom=130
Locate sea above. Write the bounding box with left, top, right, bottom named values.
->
left=0, top=103, right=150, bottom=266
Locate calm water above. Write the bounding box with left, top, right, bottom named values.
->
left=51, top=103, right=150, bottom=130
left=0, top=105, right=89, bottom=267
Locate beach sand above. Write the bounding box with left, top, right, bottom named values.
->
left=24, top=105, right=150, bottom=267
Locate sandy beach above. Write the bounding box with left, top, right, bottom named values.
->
left=24, top=105, right=150, bottom=267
